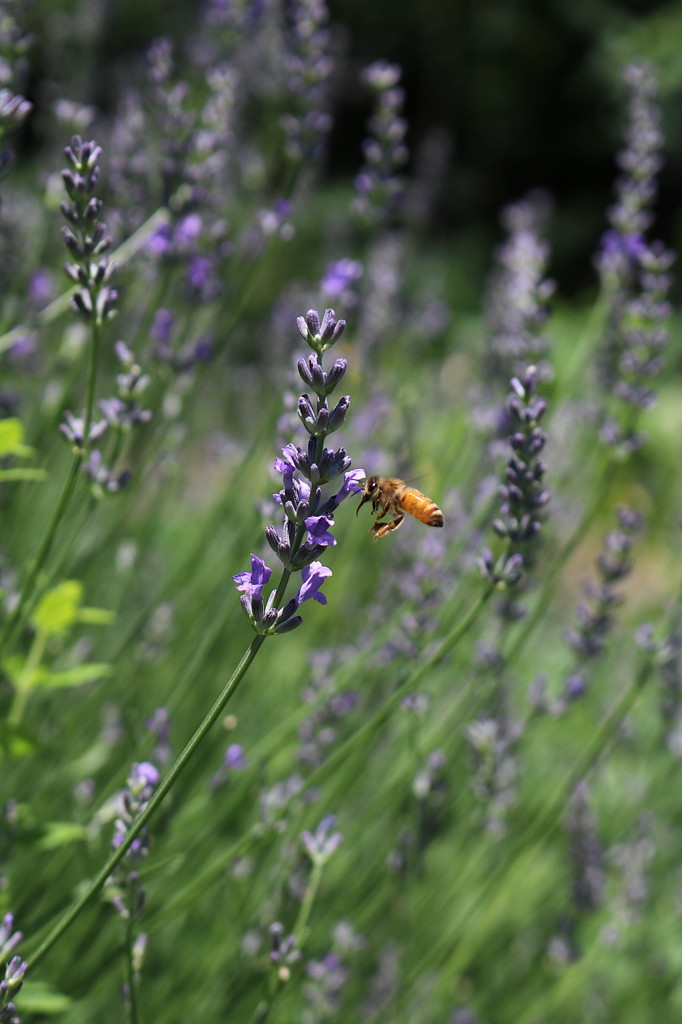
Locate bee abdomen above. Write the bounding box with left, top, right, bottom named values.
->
left=400, top=489, right=444, bottom=527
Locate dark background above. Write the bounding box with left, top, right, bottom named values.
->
left=20, top=0, right=682, bottom=292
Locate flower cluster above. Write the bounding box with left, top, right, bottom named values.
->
left=562, top=506, right=642, bottom=687
left=301, top=814, right=343, bottom=864
left=60, top=136, right=118, bottom=324
left=61, top=339, right=151, bottom=493
left=106, top=761, right=160, bottom=923
left=484, top=194, right=555, bottom=390
left=478, top=366, right=549, bottom=605
left=596, top=61, right=674, bottom=454
left=466, top=708, right=524, bottom=837
left=492, top=368, right=549, bottom=549
left=281, top=0, right=333, bottom=162
left=598, top=61, right=663, bottom=278
left=530, top=506, right=643, bottom=717
left=599, top=239, right=674, bottom=455
left=0, top=87, right=31, bottom=137
left=0, top=915, right=25, bottom=1024
left=233, top=309, right=364, bottom=636
left=268, top=921, right=301, bottom=978
left=353, top=61, right=408, bottom=227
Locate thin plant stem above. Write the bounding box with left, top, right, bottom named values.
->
left=82, top=318, right=101, bottom=446
left=27, top=632, right=266, bottom=971
left=124, top=915, right=139, bottom=1024
left=0, top=454, right=83, bottom=658
left=293, top=859, right=324, bottom=945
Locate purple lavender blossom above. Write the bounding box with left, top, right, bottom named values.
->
left=0, top=954, right=27, bottom=1024
left=484, top=193, right=555, bottom=390
left=304, top=515, right=336, bottom=547
left=224, top=743, right=247, bottom=770
left=466, top=708, right=524, bottom=836
left=60, top=137, right=118, bottom=324
left=321, top=258, right=364, bottom=309
left=598, top=61, right=663, bottom=274
left=296, top=561, right=332, bottom=605
left=268, top=921, right=301, bottom=969
left=234, top=309, right=364, bottom=636
left=596, top=61, right=674, bottom=455
left=481, top=366, right=549, bottom=617
left=145, top=707, right=172, bottom=765
left=281, top=0, right=333, bottom=162
left=233, top=554, right=273, bottom=599
left=82, top=450, right=131, bottom=496
left=108, top=761, right=160, bottom=913
left=59, top=411, right=108, bottom=449
left=0, top=915, right=21, bottom=960
left=301, top=814, right=343, bottom=862
left=0, top=88, right=31, bottom=135
left=304, top=951, right=349, bottom=1016
left=547, top=506, right=643, bottom=712
left=353, top=61, right=408, bottom=227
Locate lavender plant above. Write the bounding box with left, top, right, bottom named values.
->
left=353, top=61, right=408, bottom=228
left=234, top=307, right=364, bottom=636
left=104, top=762, right=159, bottom=1017
left=597, top=60, right=674, bottom=456
left=0, top=916, right=25, bottom=1024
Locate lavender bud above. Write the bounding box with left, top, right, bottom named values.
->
left=326, top=395, right=350, bottom=433
left=274, top=615, right=303, bottom=634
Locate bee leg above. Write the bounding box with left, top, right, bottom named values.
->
left=368, top=507, right=391, bottom=536
left=372, top=513, right=405, bottom=541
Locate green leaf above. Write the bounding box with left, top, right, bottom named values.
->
left=0, top=723, right=36, bottom=758
left=78, top=605, right=116, bottom=626
left=14, top=981, right=72, bottom=1014
left=31, top=580, right=83, bottom=635
left=0, top=467, right=47, bottom=482
left=38, top=821, right=88, bottom=850
left=0, top=417, right=34, bottom=458
left=2, top=654, right=22, bottom=685
left=32, top=662, right=112, bottom=689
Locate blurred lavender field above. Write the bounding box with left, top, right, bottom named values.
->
left=1, top=1, right=682, bottom=1022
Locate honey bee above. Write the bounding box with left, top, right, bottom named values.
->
left=356, top=476, right=444, bottom=541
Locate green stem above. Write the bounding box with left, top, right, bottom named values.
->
left=27, top=633, right=266, bottom=971
left=82, top=317, right=101, bottom=445
left=293, top=859, right=324, bottom=945
left=124, top=914, right=139, bottom=1024
left=0, top=454, right=83, bottom=658
left=7, top=628, right=47, bottom=728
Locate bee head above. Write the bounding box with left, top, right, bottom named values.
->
left=356, top=475, right=379, bottom=515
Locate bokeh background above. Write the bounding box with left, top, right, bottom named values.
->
left=16, top=0, right=682, bottom=295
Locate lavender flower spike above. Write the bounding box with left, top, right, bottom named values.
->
left=234, top=309, right=364, bottom=637
left=301, top=814, right=343, bottom=863
left=0, top=915, right=22, bottom=960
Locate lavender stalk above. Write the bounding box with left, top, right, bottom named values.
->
left=0, top=136, right=118, bottom=657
